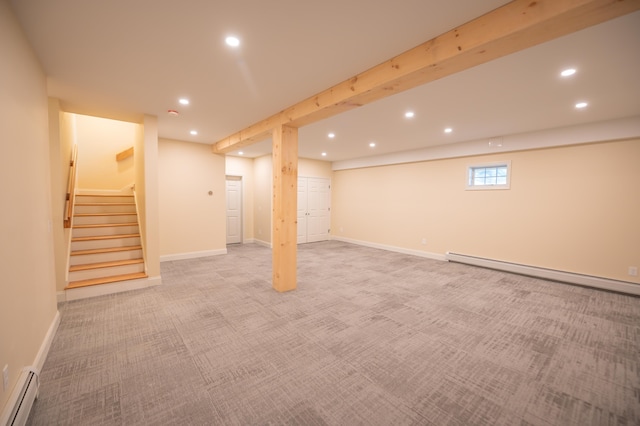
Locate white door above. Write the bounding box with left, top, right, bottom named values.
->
left=226, top=177, right=242, bottom=244
left=297, top=177, right=330, bottom=244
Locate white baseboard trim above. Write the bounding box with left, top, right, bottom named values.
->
left=35, top=310, right=60, bottom=373
left=243, top=238, right=256, bottom=244
left=0, top=310, right=60, bottom=426
left=446, top=252, right=640, bottom=296
left=56, top=291, right=66, bottom=304
left=160, top=249, right=227, bottom=262
left=64, top=276, right=161, bottom=301
left=253, top=239, right=272, bottom=249
left=331, top=236, right=447, bottom=261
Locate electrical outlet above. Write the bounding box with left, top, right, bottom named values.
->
left=2, top=365, right=8, bottom=391
left=629, top=266, right=638, bottom=277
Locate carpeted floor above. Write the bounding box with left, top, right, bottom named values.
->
left=27, top=241, right=640, bottom=425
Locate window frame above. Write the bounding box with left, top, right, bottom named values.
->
left=465, top=160, right=511, bottom=191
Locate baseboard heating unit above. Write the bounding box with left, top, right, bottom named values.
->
left=445, top=252, right=640, bottom=296
left=1, top=368, right=39, bottom=426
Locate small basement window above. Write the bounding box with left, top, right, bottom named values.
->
left=466, top=161, right=511, bottom=190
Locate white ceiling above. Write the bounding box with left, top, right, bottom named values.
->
left=10, top=1, right=640, bottom=162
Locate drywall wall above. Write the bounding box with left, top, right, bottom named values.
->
left=75, top=114, right=137, bottom=190
left=225, top=156, right=255, bottom=242
left=139, top=115, right=160, bottom=277
left=331, top=139, right=640, bottom=283
left=158, top=138, right=226, bottom=258
left=253, top=155, right=273, bottom=245
left=0, top=2, right=58, bottom=413
left=299, top=157, right=333, bottom=179
left=49, top=100, right=76, bottom=292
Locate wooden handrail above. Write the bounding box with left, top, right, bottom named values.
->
left=116, top=147, right=133, bottom=161
left=63, top=145, right=78, bottom=228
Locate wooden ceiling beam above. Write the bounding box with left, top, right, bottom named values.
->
left=212, top=0, right=640, bottom=154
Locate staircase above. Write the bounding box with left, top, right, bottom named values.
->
left=66, top=193, right=147, bottom=290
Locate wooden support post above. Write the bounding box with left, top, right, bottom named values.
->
left=272, top=125, right=298, bottom=292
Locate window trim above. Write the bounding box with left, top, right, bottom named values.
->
left=465, top=160, right=511, bottom=191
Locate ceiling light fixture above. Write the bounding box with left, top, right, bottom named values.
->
left=405, top=111, right=415, bottom=118
left=321, top=152, right=327, bottom=157
left=444, top=128, right=453, bottom=133
left=190, top=130, right=198, bottom=135
left=167, top=109, right=179, bottom=116
left=238, top=151, right=244, bottom=155
left=575, top=102, right=588, bottom=109
left=328, top=133, right=335, bottom=139
left=179, top=98, right=190, bottom=105
left=225, top=36, right=240, bottom=47
left=369, top=142, right=376, bottom=148
left=561, top=68, right=576, bottom=77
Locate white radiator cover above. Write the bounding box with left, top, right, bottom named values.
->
left=446, top=252, right=640, bottom=296
left=1, top=369, right=38, bottom=426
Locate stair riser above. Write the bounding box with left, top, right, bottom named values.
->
left=71, top=237, right=141, bottom=251
left=72, top=225, right=139, bottom=238
left=75, top=195, right=134, bottom=203
left=75, top=204, right=136, bottom=214
left=73, top=214, right=138, bottom=225
left=69, top=250, right=143, bottom=266
left=68, top=262, right=145, bottom=282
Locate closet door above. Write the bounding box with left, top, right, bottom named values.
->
left=306, top=178, right=330, bottom=243
left=297, top=177, right=330, bottom=244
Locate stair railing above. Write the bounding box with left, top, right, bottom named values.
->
left=63, top=145, right=78, bottom=228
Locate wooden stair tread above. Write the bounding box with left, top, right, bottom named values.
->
left=76, top=194, right=133, bottom=197
left=74, top=213, right=137, bottom=217
left=75, top=202, right=135, bottom=206
left=72, top=233, right=140, bottom=242
left=71, top=245, right=143, bottom=256
left=74, top=222, right=138, bottom=229
left=66, top=272, right=148, bottom=289
left=69, top=258, right=144, bottom=272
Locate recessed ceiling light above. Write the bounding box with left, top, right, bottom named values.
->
left=238, top=151, right=244, bottom=155
left=405, top=111, right=415, bottom=118
left=369, top=142, right=376, bottom=148
left=328, top=133, right=335, bottom=139
left=225, top=36, right=240, bottom=47
left=561, top=68, right=576, bottom=77
left=444, top=128, right=453, bottom=133
left=190, top=130, right=198, bottom=135
left=179, top=98, right=190, bottom=105
left=575, top=102, right=588, bottom=109
left=321, top=152, right=327, bottom=157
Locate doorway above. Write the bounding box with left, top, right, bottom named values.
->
left=226, top=176, right=242, bottom=244
left=297, top=177, right=331, bottom=244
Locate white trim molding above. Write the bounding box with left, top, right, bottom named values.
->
left=332, top=236, right=446, bottom=261
left=446, top=252, right=640, bottom=296
left=160, top=249, right=227, bottom=262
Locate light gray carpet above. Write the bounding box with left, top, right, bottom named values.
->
left=27, top=241, right=640, bottom=425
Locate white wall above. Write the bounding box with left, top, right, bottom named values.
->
left=158, top=138, right=226, bottom=260
left=0, top=2, right=58, bottom=413
left=332, top=139, right=640, bottom=283
left=75, top=114, right=137, bottom=190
